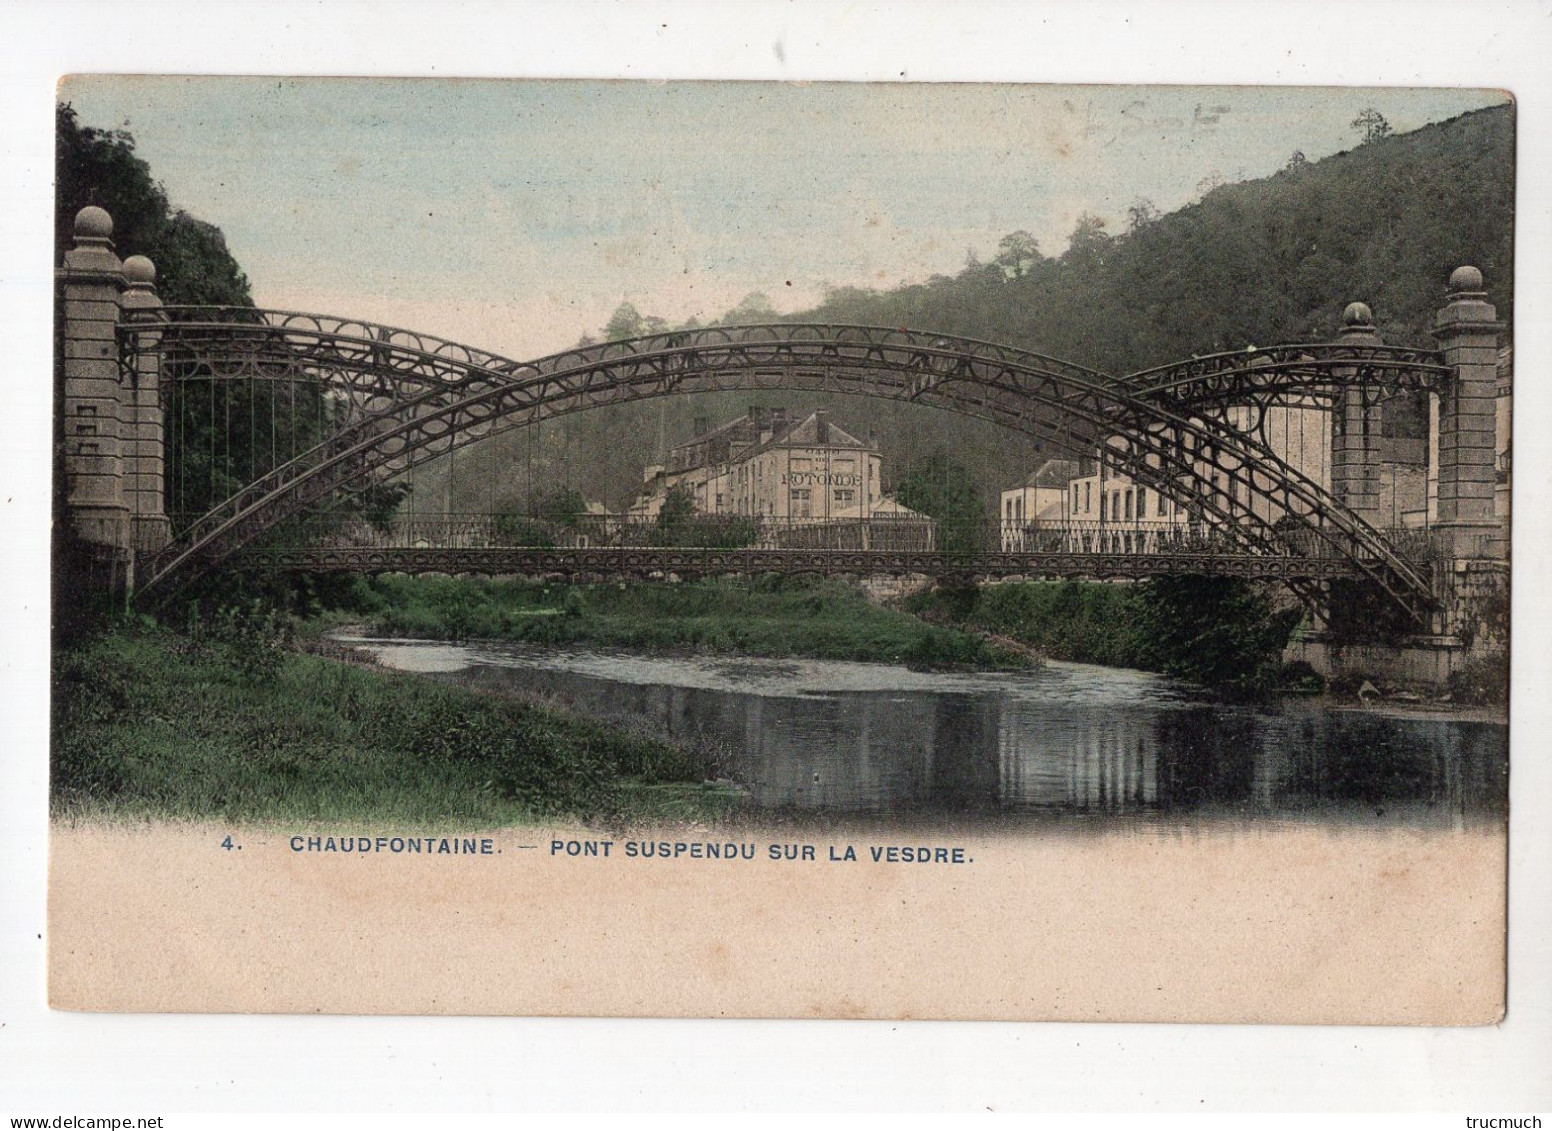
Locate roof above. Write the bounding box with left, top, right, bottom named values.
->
left=1022, top=458, right=1080, bottom=490
left=870, top=495, right=925, bottom=519
left=668, top=413, right=764, bottom=457
left=738, top=411, right=871, bottom=461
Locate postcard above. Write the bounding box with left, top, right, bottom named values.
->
left=47, top=77, right=1511, bottom=1022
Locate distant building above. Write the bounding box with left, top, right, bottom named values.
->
left=1000, top=459, right=1079, bottom=549
left=630, top=407, right=921, bottom=525
left=1001, top=386, right=1453, bottom=543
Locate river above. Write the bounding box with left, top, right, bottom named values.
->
left=346, top=637, right=1508, bottom=828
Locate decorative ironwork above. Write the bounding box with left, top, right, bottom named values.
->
left=123, top=311, right=1442, bottom=620
left=1119, top=343, right=1452, bottom=407
left=262, top=513, right=1382, bottom=560
left=239, top=515, right=1381, bottom=583
left=239, top=544, right=1365, bottom=585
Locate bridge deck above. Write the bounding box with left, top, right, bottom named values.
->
left=237, top=545, right=1367, bottom=582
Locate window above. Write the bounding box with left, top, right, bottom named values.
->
left=1006, top=499, right=1014, bottom=521
left=791, top=487, right=811, bottom=517
left=1084, top=482, right=1092, bottom=512
left=1100, top=493, right=1108, bottom=522
left=834, top=489, right=854, bottom=505
left=1124, top=490, right=1133, bottom=520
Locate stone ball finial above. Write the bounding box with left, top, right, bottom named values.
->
left=1448, top=265, right=1485, bottom=294
left=123, top=255, right=157, bottom=286
left=1342, top=301, right=1373, bottom=328
left=73, top=206, right=113, bottom=240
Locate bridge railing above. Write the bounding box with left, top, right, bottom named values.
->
left=244, top=512, right=1442, bottom=564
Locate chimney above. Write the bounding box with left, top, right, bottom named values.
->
left=815, top=409, right=829, bottom=444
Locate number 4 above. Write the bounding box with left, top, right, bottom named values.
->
left=221, top=835, right=235, bottom=850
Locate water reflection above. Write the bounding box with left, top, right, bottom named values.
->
left=355, top=639, right=1507, bottom=826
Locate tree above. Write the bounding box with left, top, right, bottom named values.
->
left=603, top=301, right=645, bottom=342
left=1351, top=108, right=1392, bottom=145
left=1061, top=212, right=1112, bottom=270
left=56, top=102, right=253, bottom=306
left=1125, top=199, right=1160, bottom=235
left=56, top=103, right=412, bottom=535
left=895, top=450, right=984, bottom=554
left=1283, top=149, right=1309, bottom=173
left=721, top=291, right=779, bottom=325
left=1135, top=576, right=1303, bottom=696
left=992, top=230, right=1042, bottom=278
left=536, top=488, right=587, bottom=528
left=653, top=482, right=698, bottom=544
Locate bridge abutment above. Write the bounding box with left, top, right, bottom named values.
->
left=1329, top=302, right=1385, bottom=526
left=1295, top=267, right=1509, bottom=694
left=1432, top=266, right=1506, bottom=561
left=120, top=254, right=172, bottom=561
left=56, top=207, right=169, bottom=595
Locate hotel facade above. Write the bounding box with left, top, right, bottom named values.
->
left=630, top=407, right=909, bottom=523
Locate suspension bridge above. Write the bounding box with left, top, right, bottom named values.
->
left=57, top=205, right=1508, bottom=650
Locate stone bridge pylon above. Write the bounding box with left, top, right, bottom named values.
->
left=56, top=206, right=170, bottom=594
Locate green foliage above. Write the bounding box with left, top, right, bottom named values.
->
left=356, top=482, right=415, bottom=532
left=912, top=577, right=1302, bottom=694
left=334, top=575, right=1030, bottom=669
left=56, top=103, right=253, bottom=306
left=895, top=450, right=986, bottom=554
left=519, top=92, right=1508, bottom=513
left=183, top=599, right=295, bottom=684
left=603, top=301, right=645, bottom=342
left=537, top=488, right=587, bottom=527
left=993, top=230, right=1043, bottom=278
left=492, top=513, right=556, bottom=547
left=1133, top=576, right=1303, bottom=696
left=1322, top=578, right=1423, bottom=646
left=656, top=482, right=698, bottom=532
left=1446, top=653, right=1508, bottom=707
left=1351, top=108, right=1393, bottom=145
left=720, top=292, right=779, bottom=325
left=645, top=485, right=759, bottom=547
left=910, top=581, right=1151, bottom=668
left=50, top=622, right=722, bottom=823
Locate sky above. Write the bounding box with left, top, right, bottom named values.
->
left=60, top=77, right=1507, bottom=361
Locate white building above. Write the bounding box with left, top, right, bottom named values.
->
left=1002, top=394, right=1439, bottom=546
left=630, top=407, right=920, bottom=525
left=999, top=459, right=1078, bottom=549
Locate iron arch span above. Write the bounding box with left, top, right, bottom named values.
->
left=127, top=310, right=1442, bottom=617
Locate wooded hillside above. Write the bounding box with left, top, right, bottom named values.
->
left=436, top=102, right=1513, bottom=514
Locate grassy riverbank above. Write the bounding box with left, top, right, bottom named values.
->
left=316, top=574, right=1032, bottom=669
left=51, top=619, right=743, bottom=826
